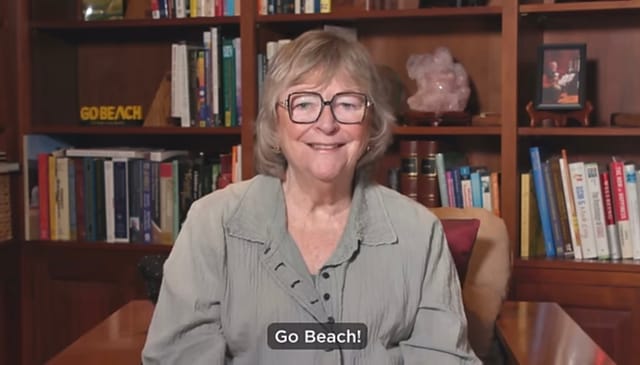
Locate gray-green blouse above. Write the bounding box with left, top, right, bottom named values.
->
left=142, top=174, right=480, bottom=365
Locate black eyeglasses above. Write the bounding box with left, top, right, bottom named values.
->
left=277, top=91, right=372, bottom=124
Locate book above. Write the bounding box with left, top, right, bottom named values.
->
left=559, top=153, right=582, bottom=259
left=0, top=162, right=19, bottom=173
left=398, top=140, right=418, bottom=200
left=600, top=171, right=622, bottom=260
left=584, top=162, right=610, bottom=259
left=22, top=135, right=72, bottom=240
left=623, top=163, right=640, bottom=259
left=542, top=160, right=565, bottom=257
left=417, top=140, right=439, bottom=207
left=529, top=147, right=556, bottom=257
left=609, top=160, right=633, bottom=258
left=568, top=161, right=598, bottom=259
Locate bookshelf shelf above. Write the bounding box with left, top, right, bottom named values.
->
left=31, top=17, right=241, bottom=30
left=257, top=6, right=502, bottom=23
left=30, top=240, right=173, bottom=253
left=520, top=1, right=640, bottom=14
left=28, top=126, right=242, bottom=136
left=0, top=239, right=14, bottom=247
left=394, top=126, right=501, bottom=136
left=515, top=257, right=640, bottom=273
left=518, top=127, right=640, bottom=137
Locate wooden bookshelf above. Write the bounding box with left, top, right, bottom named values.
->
left=4, top=0, right=640, bottom=363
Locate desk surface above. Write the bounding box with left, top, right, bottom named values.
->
left=46, top=300, right=154, bottom=365
left=47, top=300, right=615, bottom=365
left=497, top=301, right=616, bottom=365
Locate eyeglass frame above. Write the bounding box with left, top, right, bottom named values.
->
left=276, top=91, right=373, bottom=124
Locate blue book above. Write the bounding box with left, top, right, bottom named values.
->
left=529, top=147, right=556, bottom=257
left=542, top=160, right=564, bottom=257
left=452, top=168, right=463, bottom=208
left=470, top=170, right=484, bottom=208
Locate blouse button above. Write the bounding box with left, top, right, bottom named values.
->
left=327, top=316, right=335, bottom=323
left=323, top=293, right=330, bottom=300
left=322, top=272, right=330, bottom=279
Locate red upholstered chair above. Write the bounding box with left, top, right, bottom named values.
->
left=432, top=207, right=512, bottom=364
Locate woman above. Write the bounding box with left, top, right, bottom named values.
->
left=142, top=30, right=480, bottom=364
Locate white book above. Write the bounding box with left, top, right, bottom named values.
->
left=601, top=171, right=621, bottom=260
left=178, top=43, right=191, bottom=128
left=624, top=164, right=640, bottom=259
left=104, top=160, right=115, bottom=243
left=559, top=158, right=582, bottom=259
left=568, top=162, right=598, bottom=259
left=435, top=153, right=448, bottom=207
left=148, top=150, right=189, bottom=162
left=0, top=162, right=19, bottom=173
left=65, top=147, right=150, bottom=159
left=584, top=162, right=610, bottom=259
left=481, top=173, right=492, bottom=212
left=175, top=0, right=186, bottom=18
left=171, top=43, right=180, bottom=118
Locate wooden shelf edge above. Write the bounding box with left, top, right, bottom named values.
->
left=518, top=126, right=640, bottom=136
left=515, top=257, right=640, bottom=273
left=26, top=240, right=173, bottom=253
left=394, top=125, right=501, bottom=136
left=520, top=0, right=640, bottom=14
left=257, top=6, right=502, bottom=23
left=28, top=126, right=242, bottom=136
left=0, top=239, right=16, bottom=247
left=31, top=16, right=240, bottom=29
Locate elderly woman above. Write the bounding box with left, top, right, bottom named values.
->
left=142, top=30, right=480, bottom=364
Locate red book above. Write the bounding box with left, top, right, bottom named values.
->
left=37, top=153, right=50, bottom=240
left=600, top=171, right=621, bottom=259
left=399, top=140, right=418, bottom=201
left=608, top=160, right=633, bottom=258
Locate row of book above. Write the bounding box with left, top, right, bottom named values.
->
left=171, top=29, right=241, bottom=128
left=258, top=0, right=331, bottom=14
left=24, top=138, right=242, bottom=244
left=524, top=147, right=640, bottom=260
left=151, top=0, right=240, bottom=18
left=395, top=140, right=501, bottom=216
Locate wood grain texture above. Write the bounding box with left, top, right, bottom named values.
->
left=511, top=261, right=640, bottom=365
left=497, top=301, right=616, bottom=365
left=46, top=300, right=153, bottom=365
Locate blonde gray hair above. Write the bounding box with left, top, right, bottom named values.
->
left=254, top=29, right=396, bottom=181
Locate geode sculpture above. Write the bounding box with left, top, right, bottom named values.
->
left=406, top=47, right=470, bottom=114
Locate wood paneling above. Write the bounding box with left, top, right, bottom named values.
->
left=0, top=242, right=19, bottom=365
left=512, top=261, right=640, bottom=365
left=21, top=243, right=167, bottom=364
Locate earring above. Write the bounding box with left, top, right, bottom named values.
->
left=366, top=146, right=371, bottom=153
left=272, top=145, right=281, bottom=154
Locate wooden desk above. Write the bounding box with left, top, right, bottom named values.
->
left=46, top=300, right=154, bottom=365
left=46, top=299, right=615, bottom=365
left=497, top=301, right=616, bottom=365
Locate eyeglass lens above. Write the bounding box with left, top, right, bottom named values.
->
left=288, top=92, right=367, bottom=124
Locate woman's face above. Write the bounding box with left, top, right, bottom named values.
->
left=276, top=75, right=370, bottom=185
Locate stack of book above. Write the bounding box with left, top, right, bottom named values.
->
left=523, top=146, right=640, bottom=261
left=396, top=139, right=501, bottom=215
left=22, top=135, right=242, bottom=244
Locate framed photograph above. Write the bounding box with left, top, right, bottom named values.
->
left=535, top=43, right=586, bottom=111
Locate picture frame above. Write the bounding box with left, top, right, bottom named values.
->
left=535, top=43, right=586, bottom=111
